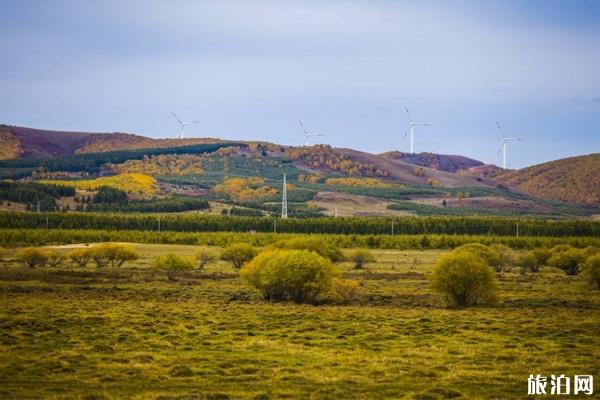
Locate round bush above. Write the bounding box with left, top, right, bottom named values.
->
left=456, top=243, right=502, bottom=269
left=68, top=248, right=92, bottom=267
left=154, top=253, right=194, bottom=271
left=519, top=251, right=540, bottom=273
left=241, top=249, right=339, bottom=304
left=271, top=237, right=344, bottom=262
left=89, top=243, right=139, bottom=268
left=431, top=250, right=498, bottom=307
left=548, top=248, right=587, bottom=275
left=583, top=254, right=600, bottom=289
left=348, top=249, right=375, bottom=268
left=221, top=243, right=258, bottom=268
left=16, top=247, right=49, bottom=268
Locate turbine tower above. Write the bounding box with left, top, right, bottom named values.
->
left=404, top=107, right=430, bottom=154
left=281, top=173, right=288, bottom=219
left=171, top=111, right=200, bottom=139
left=496, top=122, right=524, bottom=170
left=299, top=120, right=324, bottom=147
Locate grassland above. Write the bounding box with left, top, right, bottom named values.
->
left=0, top=244, right=598, bottom=399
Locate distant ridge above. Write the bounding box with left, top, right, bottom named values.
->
left=0, top=124, right=222, bottom=160
left=380, top=151, right=484, bottom=173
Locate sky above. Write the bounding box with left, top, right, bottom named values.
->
left=1, top=0, right=599, bottom=168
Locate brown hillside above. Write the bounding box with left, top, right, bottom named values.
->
left=381, top=151, right=483, bottom=173
left=335, top=148, right=492, bottom=188
left=0, top=125, right=223, bottom=159
left=498, top=153, right=600, bottom=206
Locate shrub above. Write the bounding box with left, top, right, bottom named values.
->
left=491, top=244, right=518, bottom=272
left=154, top=253, right=194, bottom=281
left=241, top=249, right=339, bottom=304
left=271, top=237, right=344, bottom=262
left=531, top=247, right=552, bottom=266
left=45, top=249, right=63, bottom=267
left=430, top=250, right=498, bottom=307
left=89, top=243, right=139, bottom=268
left=195, top=247, right=219, bottom=269
left=68, top=248, right=92, bottom=267
left=347, top=249, right=375, bottom=269
left=221, top=243, right=258, bottom=268
left=456, top=243, right=502, bottom=270
left=548, top=248, right=587, bottom=276
left=326, top=277, right=361, bottom=304
left=518, top=251, right=540, bottom=273
left=15, top=247, right=49, bottom=268
left=583, top=254, right=600, bottom=289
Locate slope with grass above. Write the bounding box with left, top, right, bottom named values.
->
left=498, top=153, right=600, bottom=206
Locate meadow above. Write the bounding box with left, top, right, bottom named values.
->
left=1, top=243, right=598, bottom=399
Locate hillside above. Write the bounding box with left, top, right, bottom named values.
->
left=380, top=151, right=484, bottom=173
left=498, top=153, right=600, bottom=206
left=0, top=125, right=222, bottom=159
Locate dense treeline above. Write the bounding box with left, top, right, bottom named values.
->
left=0, top=142, right=246, bottom=178
left=90, top=196, right=209, bottom=213
left=1, top=211, right=599, bottom=237
left=1, top=228, right=600, bottom=249
left=0, top=181, right=76, bottom=211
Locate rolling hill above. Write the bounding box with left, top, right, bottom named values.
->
left=1, top=123, right=598, bottom=210
left=0, top=125, right=222, bottom=159
left=498, top=153, right=600, bottom=206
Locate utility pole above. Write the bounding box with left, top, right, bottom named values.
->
left=274, top=218, right=277, bottom=233
left=281, top=173, right=288, bottom=219
left=516, top=223, right=519, bottom=237
left=334, top=207, right=338, bottom=218
left=158, top=216, right=161, bottom=233
left=391, top=220, right=394, bottom=237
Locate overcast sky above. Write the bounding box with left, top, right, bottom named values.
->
left=1, top=0, right=599, bottom=168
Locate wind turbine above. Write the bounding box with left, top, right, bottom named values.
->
left=404, top=107, right=430, bottom=154
left=171, top=111, right=200, bottom=139
left=299, top=120, right=324, bottom=147
left=496, top=122, right=524, bottom=170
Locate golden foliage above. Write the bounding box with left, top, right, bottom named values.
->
left=40, top=173, right=157, bottom=195
left=77, top=133, right=222, bottom=154
left=0, top=129, right=21, bottom=160
left=213, top=177, right=277, bottom=202
left=325, top=177, right=397, bottom=188
left=109, top=154, right=205, bottom=176
left=287, top=145, right=388, bottom=177
left=499, top=154, right=600, bottom=206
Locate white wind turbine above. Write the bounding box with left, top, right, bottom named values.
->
left=171, top=111, right=200, bottom=139
left=497, top=122, right=524, bottom=170
left=404, top=107, right=430, bottom=154
left=299, top=120, right=324, bottom=147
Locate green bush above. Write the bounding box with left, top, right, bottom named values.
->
left=325, top=277, right=361, bottom=304
left=519, top=251, right=541, bottom=273
left=430, top=250, right=498, bottom=307
left=271, top=237, right=344, bottom=262
left=347, top=249, right=375, bottom=268
left=89, top=243, right=139, bottom=268
left=220, top=243, right=258, bottom=268
left=456, top=243, right=502, bottom=270
left=548, top=248, right=587, bottom=275
left=490, top=244, right=518, bottom=272
left=68, top=248, right=92, bottom=267
left=15, top=247, right=49, bottom=268
left=583, top=254, right=600, bottom=289
left=241, top=249, right=339, bottom=304
left=195, top=247, right=219, bottom=269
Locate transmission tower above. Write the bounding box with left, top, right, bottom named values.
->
left=281, top=173, right=288, bottom=219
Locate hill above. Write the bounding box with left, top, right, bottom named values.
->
left=498, top=153, right=600, bottom=206
left=0, top=125, right=222, bottom=159
left=380, top=151, right=484, bottom=173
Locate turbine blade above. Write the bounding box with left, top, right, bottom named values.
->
left=496, top=121, right=505, bottom=139
left=299, top=120, right=309, bottom=135
left=405, top=107, right=413, bottom=123
left=171, top=111, right=183, bottom=125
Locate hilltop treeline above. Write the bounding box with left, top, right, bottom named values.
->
left=0, top=142, right=246, bottom=179
left=1, top=212, right=599, bottom=237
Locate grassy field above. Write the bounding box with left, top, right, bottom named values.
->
left=0, top=244, right=598, bottom=399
